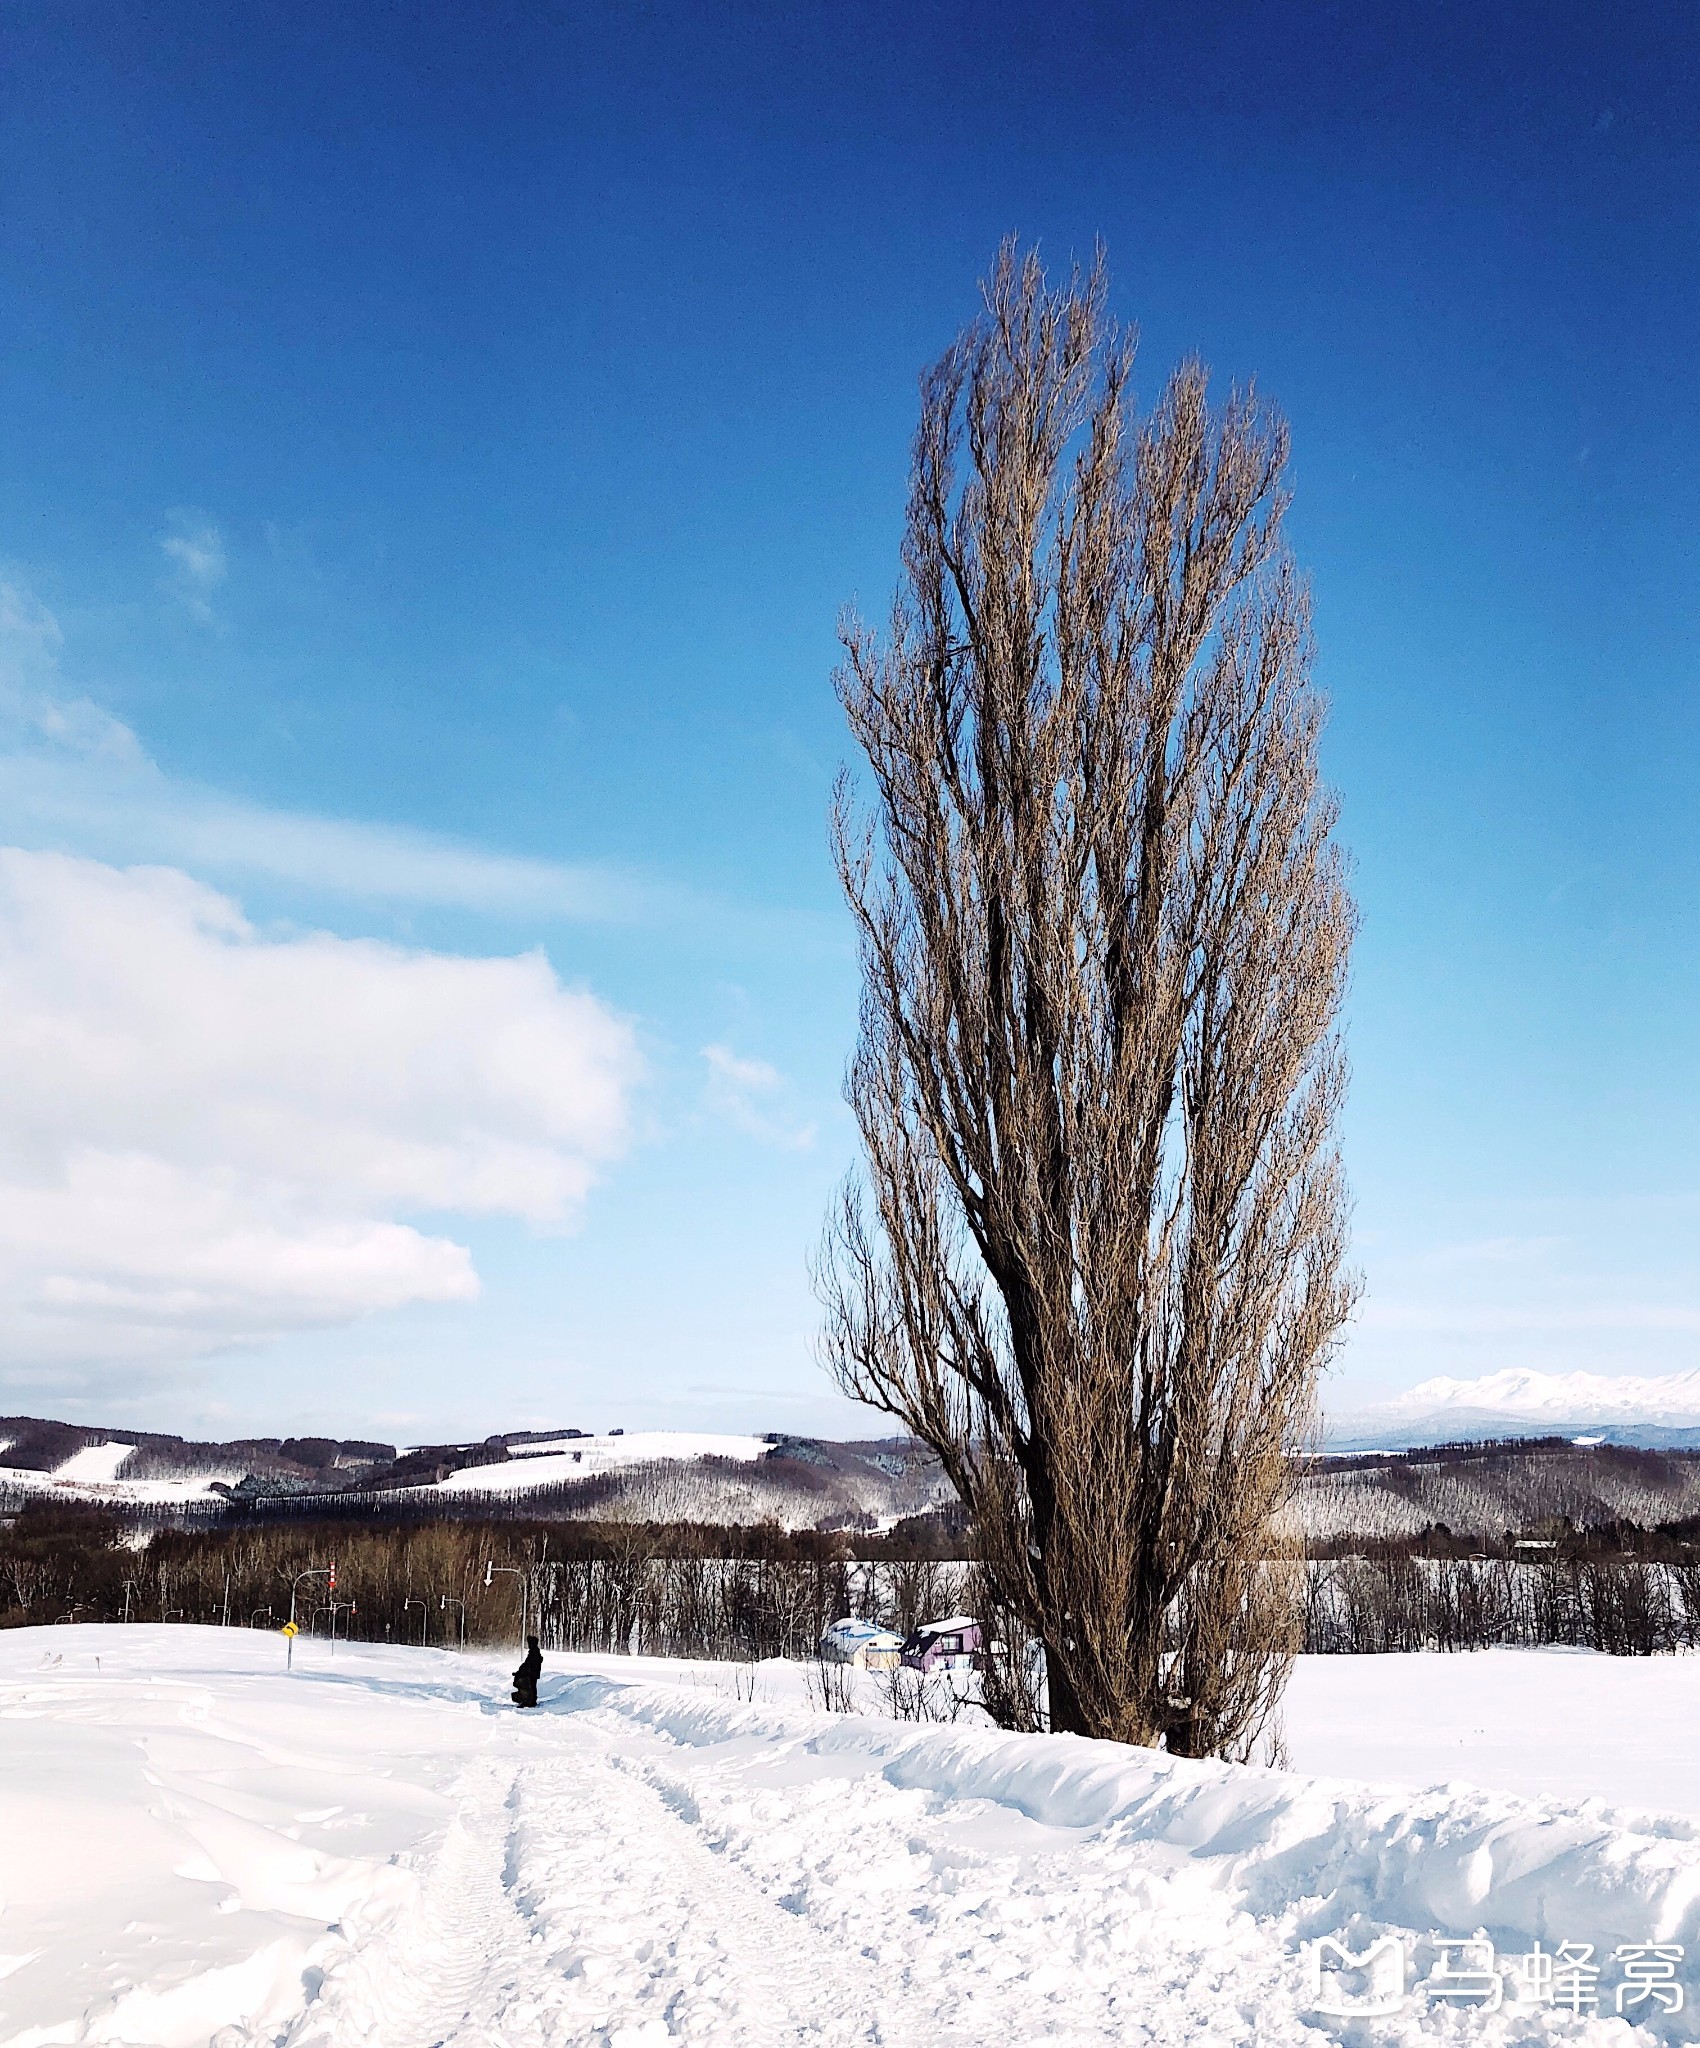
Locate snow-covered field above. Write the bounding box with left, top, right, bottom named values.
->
left=6, top=1630, right=1700, bottom=2045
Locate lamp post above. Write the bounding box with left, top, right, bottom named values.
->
left=439, top=1593, right=465, bottom=1652
left=289, top=1567, right=332, bottom=1629
left=403, top=1596, right=428, bottom=1647
left=484, top=1561, right=528, bottom=1644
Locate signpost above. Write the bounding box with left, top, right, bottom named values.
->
left=281, top=1619, right=299, bottom=1670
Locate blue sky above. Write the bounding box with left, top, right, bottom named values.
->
left=3, top=1, right=1698, bottom=1440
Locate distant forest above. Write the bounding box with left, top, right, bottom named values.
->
left=12, top=1461, right=1700, bottom=1659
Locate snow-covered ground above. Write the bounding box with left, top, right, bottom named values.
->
left=6, top=1630, right=1700, bottom=2045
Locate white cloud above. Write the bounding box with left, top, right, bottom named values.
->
left=0, top=849, right=640, bottom=1384
left=159, top=513, right=228, bottom=622
left=701, top=1043, right=816, bottom=1150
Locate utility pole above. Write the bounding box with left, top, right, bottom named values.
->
left=121, top=1580, right=137, bottom=1623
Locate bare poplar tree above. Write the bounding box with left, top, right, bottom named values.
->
left=819, top=243, right=1357, bottom=1756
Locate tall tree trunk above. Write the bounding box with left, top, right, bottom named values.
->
left=818, top=241, right=1356, bottom=1758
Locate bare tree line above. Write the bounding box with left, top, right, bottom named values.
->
left=1305, top=1555, right=1700, bottom=1657
left=0, top=1509, right=973, bottom=1656
left=18, top=1503, right=1700, bottom=1676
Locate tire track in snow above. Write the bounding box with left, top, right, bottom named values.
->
left=277, top=1718, right=891, bottom=2047
left=587, top=1699, right=1318, bottom=2048
left=499, top=1730, right=890, bottom=2046
left=281, top=1753, right=536, bottom=2047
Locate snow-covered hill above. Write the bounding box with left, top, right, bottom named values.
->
left=1329, top=1366, right=1700, bottom=1450
left=6, top=1627, right=1700, bottom=2044
left=0, top=1416, right=950, bottom=1529
left=0, top=1415, right=393, bottom=1509
left=0, top=1439, right=236, bottom=1506
left=431, top=1431, right=770, bottom=1492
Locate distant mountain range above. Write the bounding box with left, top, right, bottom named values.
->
left=1327, top=1369, right=1700, bottom=1451
left=15, top=1368, right=1700, bottom=1533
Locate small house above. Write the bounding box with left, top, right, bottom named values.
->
left=900, top=1615, right=986, bottom=1673
left=820, top=1616, right=905, bottom=1672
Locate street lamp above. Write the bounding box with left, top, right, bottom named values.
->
left=403, top=1596, right=428, bottom=1647
left=289, top=1566, right=332, bottom=1629
left=439, top=1593, right=465, bottom=1651
left=484, top=1561, right=528, bottom=1644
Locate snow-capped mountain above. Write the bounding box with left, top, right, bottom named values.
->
left=1328, top=1367, right=1700, bottom=1450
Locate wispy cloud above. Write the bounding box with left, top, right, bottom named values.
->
left=701, top=1043, right=816, bottom=1149
left=0, top=577, right=145, bottom=765
left=159, top=511, right=228, bottom=623
left=0, top=572, right=835, bottom=943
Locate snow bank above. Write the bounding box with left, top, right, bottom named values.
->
left=565, top=1664, right=1700, bottom=1957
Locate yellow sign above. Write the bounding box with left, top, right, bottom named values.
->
left=281, top=1622, right=299, bottom=1637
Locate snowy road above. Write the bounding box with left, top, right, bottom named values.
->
left=8, top=1629, right=1700, bottom=2045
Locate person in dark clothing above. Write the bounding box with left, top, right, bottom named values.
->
left=511, top=1634, right=542, bottom=1708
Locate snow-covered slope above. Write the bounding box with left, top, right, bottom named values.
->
left=432, top=1431, right=770, bottom=1493
left=0, top=1439, right=234, bottom=1506
left=7, top=1628, right=1700, bottom=2044
left=50, top=1441, right=137, bottom=1484
left=1330, top=1366, right=1700, bottom=1449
